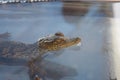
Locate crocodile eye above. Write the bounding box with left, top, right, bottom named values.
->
left=55, top=32, right=64, bottom=37
left=39, top=39, right=44, bottom=43
left=39, top=39, right=42, bottom=42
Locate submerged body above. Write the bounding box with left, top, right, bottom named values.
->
left=0, top=32, right=81, bottom=80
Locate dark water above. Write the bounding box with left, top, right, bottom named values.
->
left=0, top=2, right=117, bottom=80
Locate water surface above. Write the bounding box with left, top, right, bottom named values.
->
left=0, top=2, right=118, bottom=80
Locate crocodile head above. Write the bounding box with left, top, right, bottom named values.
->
left=38, top=32, right=81, bottom=51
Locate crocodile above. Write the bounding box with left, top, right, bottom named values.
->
left=0, top=32, right=81, bottom=80
left=37, top=32, right=81, bottom=59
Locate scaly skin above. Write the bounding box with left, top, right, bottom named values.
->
left=38, top=32, right=81, bottom=55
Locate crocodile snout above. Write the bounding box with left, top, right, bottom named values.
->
left=38, top=32, right=81, bottom=51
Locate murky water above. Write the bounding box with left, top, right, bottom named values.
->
left=0, top=2, right=119, bottom=80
